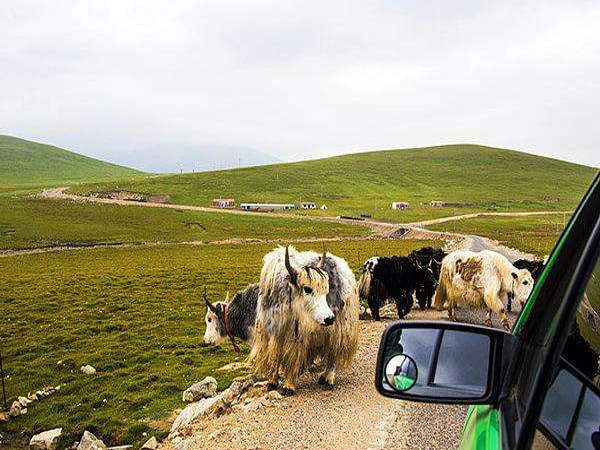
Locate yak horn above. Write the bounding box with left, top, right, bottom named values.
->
left=203, top=287, right=218, bottom=313
left=285, top=245, right=298, bottom=285
left=224, top=290, right=230, bottom=303
left=318, top=245, right=327, bottom=268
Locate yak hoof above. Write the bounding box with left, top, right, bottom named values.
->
left=317, top=376, right=334, bottom=390
left=267, top=382, right=279, bottom=391
left=282, top=387, right=295, bottom=397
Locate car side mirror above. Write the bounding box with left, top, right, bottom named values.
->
left=375, top=321, right=517, bottom=404
left=539, top=358, right=600, bottom=449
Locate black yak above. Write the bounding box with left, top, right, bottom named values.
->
left=358, top=254, right=437, bottom=320
left=408, top=247, right=447, bottom=309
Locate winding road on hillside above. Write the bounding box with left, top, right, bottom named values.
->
left=14, top=189, right=548, bottom=448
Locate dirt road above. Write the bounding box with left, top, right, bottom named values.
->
left=161, top=312, right=470, bottom=450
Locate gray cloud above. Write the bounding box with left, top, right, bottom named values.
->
left=1, top=0, right=598, bottom=171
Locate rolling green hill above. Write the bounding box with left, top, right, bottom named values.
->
left=0, top=135, right=145, bottom=190
left=73, top=144, right=598, bottom=222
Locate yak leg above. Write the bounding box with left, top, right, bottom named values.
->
left=447, top=297, right=457, bottom=321
left=484, top=290, right=510, bottom=330
left=403, top=291, right=414, bottom=317
left=485, top=309, right=493, bottom=327
left=267, top=365, right=280, bottom=391
left=281, top=366, right=298, bottom=396
left=318, top=367, right=336, bottom=390
left=368, top=293, right=381, bottom=321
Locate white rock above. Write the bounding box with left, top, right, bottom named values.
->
left=18, top=396, right=32, bottom=407
left=80, top=365, right=96, bottom=375
left=10, top=401, right=22, bottom=417
left=28, top=392, right=39, bottom=402
left=20, top=407, right=28, bottom=415
left=266, top=390, right=283, bottom=401
left=141, top=436, right=158, bottom=450
left=77, top=431, right=107, bottom=450
left=241, top=396, right=269, bottom=413
left=182, top=377, right=217, bottom=402
left=169, top=396, right=220, bottom=437
left=29, top=428, right=62, bottom=450
left=107, top=446, right=132, bottom=450
left=174, top=439, right=189, bottom=450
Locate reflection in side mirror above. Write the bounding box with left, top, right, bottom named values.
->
left=385, top=354, right=418, bottom=392
left=539, top=358, right=600, bottom=450
left=375, top=321, right=515, bottom=404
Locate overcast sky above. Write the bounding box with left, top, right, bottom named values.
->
left=1, top=0, right=599, bottom=171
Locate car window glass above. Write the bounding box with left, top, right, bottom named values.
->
left=571, top=387, right=600, bottom=450
left=540, top=370, right=581, bottom=438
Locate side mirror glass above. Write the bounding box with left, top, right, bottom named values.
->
left=375, top=321, right=514, bottom=404
left=539, top=358, right=600, bottom=450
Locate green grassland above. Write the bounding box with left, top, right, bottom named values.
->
left=0, top=135, right=145, bottom=191
left=0, top=197, right=367, bottom=250
left=71, top=144, right=597, bottom=222
left=0, top=238, right=439, bottom=449
left=427, top=214, right=570, bottom=257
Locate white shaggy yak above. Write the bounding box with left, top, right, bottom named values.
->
left=249, top=246, right=359, bottom=396
left=433, top=250, right=534, bottom=329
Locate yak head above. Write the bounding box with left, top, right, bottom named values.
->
left=511, top=269, right=535, bottom=307
left=203, top=289, right=228, bottom=345
left=285, top=246, right=334, bottom=326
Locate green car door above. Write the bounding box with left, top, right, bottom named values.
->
left=459, top=171, right=600, bottom=449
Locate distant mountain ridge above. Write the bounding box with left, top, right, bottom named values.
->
left=111, top=143, right=281, bottom=173
left=0, top=135, right=145, bottom=188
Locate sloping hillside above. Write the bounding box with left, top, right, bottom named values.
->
left=0, top=135, right=144, bottom=189
left=74, top=144, right=598, bottom=221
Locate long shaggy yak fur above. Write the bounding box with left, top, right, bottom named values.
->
left=249, top=246, right=359, bottom=392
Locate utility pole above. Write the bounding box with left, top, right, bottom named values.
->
left=1, top=351, right=7, bottom=411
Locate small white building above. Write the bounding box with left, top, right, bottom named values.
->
left=241, top=203, right=296, bottom=211
left=321, top=205, right=328, bottom=210
left=391, top=202, right=410, bottom=210
left=430, top=200, right=444, bottom=207
left=212, top=198, right=235, bottom=208
left=299, top=202, right=317, bottom=210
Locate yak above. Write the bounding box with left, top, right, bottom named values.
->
left=433, top=250, right=534, bottom=329
left=358, top=254, right=437, bottom=320
left=203, top=283, right=259, bottom=352
left=408, top=247, right=447, bottom=309
left=249, top=246, right=359, bottom=396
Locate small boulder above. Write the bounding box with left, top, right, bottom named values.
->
left=241, top=395, right=269, bottom=413
left=29, top=428, right=62, bottom=450
left=18, top=396, right=32, bottom=407
left=266, top=390, right=283, bottom=401
left=80, top=365, right=96, bottom=375
left=77, top=431, right=107, bottom=450
left=141, top=436, right=158, bottom=450
left=182, top=377, right=217, bottom=402
left=28, top=392, right=39, bottom=402
left=9, top=400, right=22, bottom=417
left=169, top=396, right=220, bottom=437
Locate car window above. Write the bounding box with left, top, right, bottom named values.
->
left=537, top=249, right=600, bottom=449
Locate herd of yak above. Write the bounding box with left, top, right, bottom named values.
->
left=202, top=245, right=598, bottom=395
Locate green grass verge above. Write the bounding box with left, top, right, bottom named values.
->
left=0, top=238, right=440, bottom=449
left=428, top=214, right=572, bottom=257
left=70, top=144, right=597, bottom=222
left=0, top=198, right=368, bottom=250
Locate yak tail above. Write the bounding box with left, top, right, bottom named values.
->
left=358, top=270, right=372, bottom=299
left=433, top=266, right=449, bottom=310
